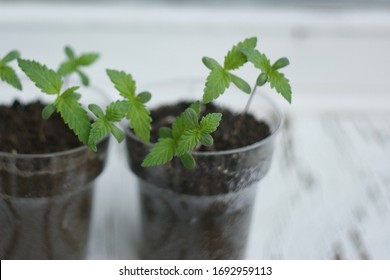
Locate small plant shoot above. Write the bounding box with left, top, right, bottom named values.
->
left=18, top=59, right=92, bottom=146
left=1, top=37, right=291, bottom=169
left=202, top=37, right=291, bottom=134
left=58, top=46, right=99, bottom=86
left=0, top=50, right=22, bottom=90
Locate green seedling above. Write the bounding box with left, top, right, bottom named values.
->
left=2, top=37, right=291, bottom=169
left=0, top=50, right=22, bottom=90
left=202, top=37, right=291, bottom=133
left=57, top=46, right=99, bottom=86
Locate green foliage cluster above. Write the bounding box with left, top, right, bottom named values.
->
left=0, top=37, right=291, bottom=168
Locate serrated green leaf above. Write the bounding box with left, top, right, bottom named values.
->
left=65, top=46, right=75, bottom=60
left=182, top=108, right=199, bottom=129
left=106, top=100, right=128, bottom=122
left=224, top=37, right=257, bottom=70
left=202, top=57, right=221, bottom=70
left=106, top=69, right=136, bottom=99
left=137, top=91, right=152, bottom=104
left=241, top=48, right=272, bottom=73
left=109, top=123, right=125, bottom=143
left=172, top=109, right=193, bottom=139
left=142, top=137, right=176, bottom=167
left=61, top=86, right=80, bottom=98
left=202, top=67, right=231, bottom=103
left=0, top=65, right=22, bottom=90
left=190, top=101, right=201, bottom=117
left=159, top=127, right=172, bottom=139
left=77, top=53, right=99, bottom=66
left=41, top=103, right=56, bottom=120
left=229, top=73, right=251, bottom=94
left=88, top=103, right=105, bottom=119
left=18, top=59, right=63, bottom=95
left=57, top=61, right=77, bottom=76
left=78, top=70, right=89, bottom=86
left=2, top=50, right=20, bottom=63
left=200, top=133, right=213, bottom=147
left=272, top=57, right=290, bottom=70
left=180, top=152, right=196, bottom=169
left=55, top=92, right=91, bottom=145
left=268, top=71, right=292, bottom=103
left=88, top=118, right=111, bottom=151
left=199, top=113, right=222, bottom=134
left=177, top=129, right=201, bottom=156
left=127, top=99, right=151, bottom=144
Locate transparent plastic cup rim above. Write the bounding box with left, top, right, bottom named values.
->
left=0, top=137, right=109, bottom=160
left=125, top=77, right=283, bottom=156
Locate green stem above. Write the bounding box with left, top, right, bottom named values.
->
left=234, top=83, right=258, bottom=135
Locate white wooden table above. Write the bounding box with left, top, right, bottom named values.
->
left=1, top=3, right=389, bottom=259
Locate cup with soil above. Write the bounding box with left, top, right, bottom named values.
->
left=0, top=79, right=110, bottom=259
left=125, top=79, right=282, bottom=259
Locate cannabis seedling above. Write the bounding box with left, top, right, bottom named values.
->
left=202, top=37, right=291, bottom=133
left=0, top=50, right=22, bottom=90
left=141, top=37, right=292, bottom=169
left=57, top=46, right=99, bottom=86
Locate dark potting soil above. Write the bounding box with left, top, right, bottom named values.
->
left=150, top=101, right=271, bottom=151
left=0, top=100, right=109, bottom=259
left=0, top=100, right=82, bottom=154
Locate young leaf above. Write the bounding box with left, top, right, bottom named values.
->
left=224, top=37, right=257, bottom=70
left=256, top=73, right=268, bottom=86
left=200, top=133, right=213, bottom=147
left=65, top=46, right=75, bottom=60
left=180, top=152, right=196, bottom=169
left=202, top=57, right=221, bottom=71
left=41, top=103, right=56, bottom=120
left=55, top=88, right=91, bottom=145
left=189, top=101, right=201, bottom=117
left=88, top=103, right=105, bottom=119
left=0, top=65, right=22, bottom=90
left=202, top=67, right=231, bottom=104
left=229, top=73, right=251, bottom=94
left=109, top=123, right=125, bottom=143
left=172, top=108, right=196, bottom=139
left=268, top=71, right=292, bottom=103
left=199, top=113, right=222, bottom=134
left=105, top=100, right=128, bottom=122
left=177, top=129, right=202, bottom=156
left=272, top=57, right=290, bottom=70
left=77, top=70, right=89, bottom=86
left=18, top=59, right=63, bottom=95
left=77, top=53, right=99, bottom=66
left=182, top=108, right=199, bottom=129
left=142, top=137, right=176, bottom=167
left=2, top=50, right=20, bottom=63
left=106, top=69, right=136, bottom=99
left=58, top=47, right=99, bottom=86
left=241, top=48, right=271, bottom=74
left=159, top=127, right=172, bottom=139
left=127, top=100, right=152, bottom=144
left=88, top=118, right=111, bottom=151
left=137, top=91, right=152, bottom=104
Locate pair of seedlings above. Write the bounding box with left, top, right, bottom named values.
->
left=0, top=37, right=291, bottom=169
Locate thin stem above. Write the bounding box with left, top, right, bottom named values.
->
left=234, top=83, right=258, bottom=135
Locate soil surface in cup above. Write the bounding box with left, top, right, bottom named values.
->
left=150, top=101, right=271, bottom=151
left=0, top=100, right=82, bottom=154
